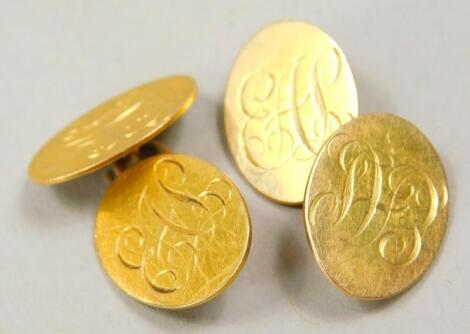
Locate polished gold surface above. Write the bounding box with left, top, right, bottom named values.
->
left=304, top=113, right=448, bottom=299
left=95, top=154, right=252, bottom=309
left=29, top=76, right=197, bottom=184
left=225, top=21, right=358, bottom=205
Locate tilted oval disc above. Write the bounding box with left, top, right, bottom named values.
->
left=95, top=154, right=252, bottom=309
left=225, top=21, right=358, bottom=205
left=29, top=75, right=197, bottom=184
left=304, top=113, right=448, bottom=299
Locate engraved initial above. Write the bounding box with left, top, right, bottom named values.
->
left=238, top=47, right=349, bottom=172
left=115, top=158, right=236, bottom=295
left=308, top=133, right=445, bottom=266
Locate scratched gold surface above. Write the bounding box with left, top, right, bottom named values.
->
left=304, top=113, right=448, bottom=299
left=29, top=76, right=196, bottom=184
left=95, top=154, right=252, bottom=309
left=225, top=21, right=358, bottom=205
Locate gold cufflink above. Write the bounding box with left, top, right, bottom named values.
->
left=29, top=76, right=252, bottom=309
left=224, top=21, right=448, bottom=299
left=304, top=113, right=448, bottom=299
left=225, top=20, right=358, bottom=205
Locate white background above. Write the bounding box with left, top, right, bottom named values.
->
left=1, top=1, right=469, bottom=333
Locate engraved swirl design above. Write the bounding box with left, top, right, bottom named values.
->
left=239, top=49, right=353, bottom=171
left=62, top=99, right=162, bottom=161
left=304, top=114, right=448, bottom=299
left=225, top=21, right=358, bottom=203
left=308, top=133, right=445, bottom=265
left=29, top=76, right=196, bottom=184
left=95, top=155, right=251, bottom=308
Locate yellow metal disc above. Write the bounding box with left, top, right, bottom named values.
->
left=304, top=113, right=448, bottom=299
left=95, top=154, right=252, bottom=309
left=29, top=76, right=197, bottom=184
left=225, top=21, right=358, bottom=205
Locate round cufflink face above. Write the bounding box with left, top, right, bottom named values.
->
left=304, top=113, right=448, bottom=299
left=95, top=154, right=252, bottom=309
left=29, top=76, right=197, bottom=184
left=225, top=21, right=358, bottom=205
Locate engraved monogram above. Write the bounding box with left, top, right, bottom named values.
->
left=237, top=47, right=354, bottom=172
left=62, top=96, right=166, bottom=160
left=115, top=158, right=240, bottom=295
left=308, top=133, right=447, bottom=265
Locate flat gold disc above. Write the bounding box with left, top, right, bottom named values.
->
left=29, top=76, right=197, bottom=184
left=95, top=154, right=252, bottom=309
left=225, top=21, right=358, bottom=205
left=304, top=113, right=448, bottom=299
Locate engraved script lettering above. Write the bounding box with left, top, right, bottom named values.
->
left=238, top=47, right=352, bottom=171
left=115, top=158, right=239, bottom=296
left=308, top=133, right=447, bottom=265
left=63, top=96, right=168, bottom=161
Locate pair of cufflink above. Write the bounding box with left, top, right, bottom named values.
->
left=29, top=21, right=449, bottom=309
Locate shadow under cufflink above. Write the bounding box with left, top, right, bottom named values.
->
left=20, top=170, right=106, bottom=227
left=216, top=102, right=233, bottom=162
left=107, top=275, right=226, bottom=327
left=20, top=135, right=179, bottom=225
left=353, top=68, right=395, bottom=116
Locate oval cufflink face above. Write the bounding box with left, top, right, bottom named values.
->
left=95, top=154, right=252, bottom=309
left=225, top=21, right=358, bottom=205
left=29, top=76, right=197, bottom=185
left=304, top=113, right=448, bottom=300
